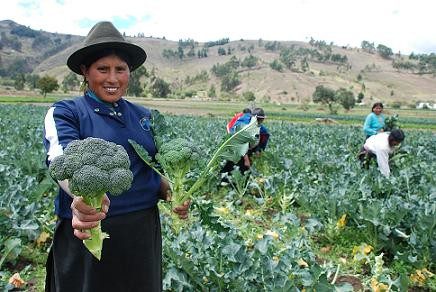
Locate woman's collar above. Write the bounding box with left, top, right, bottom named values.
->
left=86, top=89, right=119, bottom=107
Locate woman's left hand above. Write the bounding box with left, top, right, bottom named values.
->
left=172, top=200, right=190, bottom=220
left=159, top=178, right=190, bottom=219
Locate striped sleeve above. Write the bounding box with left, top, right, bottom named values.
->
left=43, top=102, right=80, bottom=163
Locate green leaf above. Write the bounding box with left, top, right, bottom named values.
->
left=182, top=117, right=259, bottom=200
left=0, top=238, right=22, bottom=269
left=222, top=241, right=241, bottom=262
left=128, top=139, right=154, bottom=165
left=128, top=139, right=169, bottom=182
left=254, top=237, right=269, bottom=255
left=211, top=117, right=259, bottom=164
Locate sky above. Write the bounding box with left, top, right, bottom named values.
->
left=2, top=0, right=436, bottom=54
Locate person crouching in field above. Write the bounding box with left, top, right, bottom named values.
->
left=247, top=108, right=270, bottom=157
left=358, top=129, right=405, bottom=177
left=221, top=107, right=270, bottom=177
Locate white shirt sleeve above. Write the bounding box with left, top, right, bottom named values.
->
left=374, top=149, right=390, bottom=177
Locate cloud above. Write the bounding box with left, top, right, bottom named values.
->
left=1, top=0, right=435, bottom=54
left=112, top=15, right=137, bottom=29
left=17, top=0, right=40, bottom=10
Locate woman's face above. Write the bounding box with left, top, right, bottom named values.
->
left=82, top=54, right=130, bottom=103
left=373, top=105, right=383, bottom=115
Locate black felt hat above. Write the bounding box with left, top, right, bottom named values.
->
left=67, top=21, right=146, bottom=75
left=252, top=107, right=266, bottom=119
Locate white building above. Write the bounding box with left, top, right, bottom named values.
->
left=416, top=102, right=436, bottom=110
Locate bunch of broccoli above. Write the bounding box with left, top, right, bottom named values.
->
left=384, top=114, right=401, bottom=131
left=49, top=137, right=133, bottom=260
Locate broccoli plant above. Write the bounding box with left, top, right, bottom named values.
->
left=384, top=114, right=400, bottom=131
left=49, top=137, right=133, bottom=260
left=129, top=111, right=259, bottom=224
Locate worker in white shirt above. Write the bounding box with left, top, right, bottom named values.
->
left=358, top=129, right=405, bottom=177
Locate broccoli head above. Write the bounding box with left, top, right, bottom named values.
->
left=50, top=137, right=133, bottom=198
left=152, top=138, right=200, bottom=205
left=48, top=137, right=133, bottom=260
left=155, top=138, right=200, bottom=174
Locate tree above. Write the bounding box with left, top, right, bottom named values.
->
left=336, top=88, right=355, bottom=111
left=227, top=56, right=240, bottom=69
left=13, top=73, right=26, bottom=90
left=241, top=55, right=258, bottom=68
left=127, top=66, right=148, bottom=96
left=177, top=46, right=184, bottom=60
left=187, top=48, right=195, bottom=57
left=32, top=35, right=53, bottom=50
left=208, top=85, right=217, bottom=98
left=218, top=47, right=226, bottom=56
left=242, top=91, right=256, bottom=101
left=301, top=57, right=309, bottom=72
left=150, top=76, right=171, bottom=98
left=26, top=74, right=40, bottom=89
left=7, top=58, right=31, bottom=77
left=220, top=71, right=240, bottom=92
left=279, top=48, right=296, bottom=69
left=62, top=72, right=80, bottom=93
left=37, top=75, right=59, bottom=97
left=312, top=85, right=337, bottom=114
left=377, top=44, right=393, bottom=59
left=270, top=59, right=283, bottom=72
left=361, top=40, right=375, bottom=53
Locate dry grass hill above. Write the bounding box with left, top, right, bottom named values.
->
left=1, top=19, right=436, bottom=107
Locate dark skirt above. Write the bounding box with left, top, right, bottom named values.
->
left=46, top=206, right=162, bottom=292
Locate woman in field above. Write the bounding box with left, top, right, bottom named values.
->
left=43, top=21, right=188, bottom=292
left=363, top=102, right=385, bottom=139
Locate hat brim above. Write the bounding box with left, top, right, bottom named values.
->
left=67, top=41, right=147, bottom=75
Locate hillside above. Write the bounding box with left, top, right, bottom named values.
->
left=1, top=19, right=436, bottom=106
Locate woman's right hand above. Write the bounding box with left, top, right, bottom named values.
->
left=70, top=195, right=110, bottom=240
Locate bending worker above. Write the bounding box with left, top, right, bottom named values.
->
left=360, top=129, right=405, bottom=177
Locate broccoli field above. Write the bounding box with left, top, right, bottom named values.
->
left=0, top=104, right=435, bottom=291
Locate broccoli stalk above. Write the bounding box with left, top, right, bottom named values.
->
left=129, top=116, right=259, bottom=227
left=49, top=137, right=133, bottom=260
left=80, top=192, right=109, bottom=259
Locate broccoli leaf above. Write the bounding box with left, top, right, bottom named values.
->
left=128, top=139, right=170, bottom=182
left=182, top=116, right=259, bottom=202
left=209, top=117, right=259, bottom=165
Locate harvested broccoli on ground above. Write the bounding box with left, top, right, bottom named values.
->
left=49, top=137, right=133, bottom=260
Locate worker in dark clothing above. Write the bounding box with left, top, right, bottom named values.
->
left=221, top=107, right=270, bottom=177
